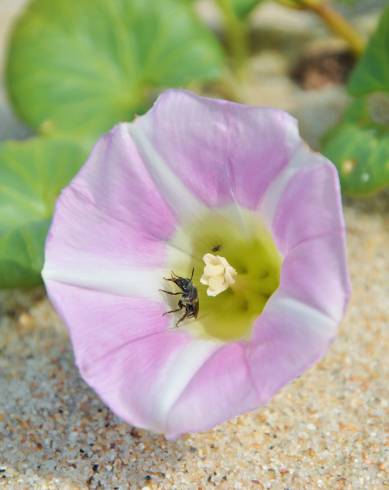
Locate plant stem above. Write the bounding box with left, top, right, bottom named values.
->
left=215, top=0, right=249, bottom=79
left=303, top=0, right=365, bottom=56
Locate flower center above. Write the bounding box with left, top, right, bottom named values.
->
left=166, top=210, right=282, bottom=342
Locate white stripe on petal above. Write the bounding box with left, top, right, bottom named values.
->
left=42, top=256, right=164, bottom=299
left=151, top=338, right=222, bottom=431
left=266, top=291, right=338, bottom=336
left=258, top=143, right=330, bottom=227
left=128, top=121, right=208, bottom=225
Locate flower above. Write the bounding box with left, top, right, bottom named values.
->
left=42, top=89, right=350, bottom=439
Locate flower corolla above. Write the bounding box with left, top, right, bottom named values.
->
left=42, top=90, right=350, bottom=438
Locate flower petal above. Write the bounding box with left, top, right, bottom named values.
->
left=165, top=342, right=259, bottom=438
left=167, top=285, right=342, bottom=437
left=258, top=155, right=350, bottom=320
left=279, top=232, right=350, bottom=321
left=46, top=281, right=167, bottom=363
left=130, top=89, right=300, bottom=210
left=247, top=291, right=337, bottom=403
left=73, top=123, right=177, bottom=241
left=42, top=124, right=183, bottom=297
left=43, top=188, right=165, bottom=298
left=47, top=277, right=222, bottom=433
left=261, top=151, right=345, bottom=252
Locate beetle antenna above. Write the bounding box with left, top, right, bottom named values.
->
left=190, top=267, right=194, bottom=280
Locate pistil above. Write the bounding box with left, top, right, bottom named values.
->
left=200, top=253, right=237, bottom=297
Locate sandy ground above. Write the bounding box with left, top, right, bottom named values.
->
left=1, top=1, right=388, bottom=489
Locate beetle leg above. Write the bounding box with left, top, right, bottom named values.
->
left=163, top=307, right=182, bottom=317
left=164, top=271, right=178, bottom=281
left=176, top=311, right=189, bottom=327
left=159, top=289, right=181, bottom=296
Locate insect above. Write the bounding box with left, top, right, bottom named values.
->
left=160, top=268, right=199, bottom=327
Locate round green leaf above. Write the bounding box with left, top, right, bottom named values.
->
left=323, top=122, right=389, bottom=197
left=6, top=0, right=224, bottom=138
left=0, top=138, right=87, bottom=288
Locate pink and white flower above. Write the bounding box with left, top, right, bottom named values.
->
left=42, top=90, right=350, bottom=438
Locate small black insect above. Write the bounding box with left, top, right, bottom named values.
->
left=212, top=244, right=222, bottom=252
left=160, top=268, right=199, bottom=327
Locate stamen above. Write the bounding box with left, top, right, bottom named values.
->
left=200, top=253, right=237, bottom=297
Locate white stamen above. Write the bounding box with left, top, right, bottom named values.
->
left=200, top=253, right=237, bottom=297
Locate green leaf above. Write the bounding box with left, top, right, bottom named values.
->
left=6, top=0, right=224, bottom=139
left=0, top=138, right=87, bottom=288
left=348, top=6, right=389, bottom=96
left=231, top=0, right=262, bottom=18
left=322, top=99, right=389, bottom=196
left=322, top=7, right=389, bottom=197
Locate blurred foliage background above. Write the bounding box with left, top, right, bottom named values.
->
left=0, top=0, right=388, bottom=289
